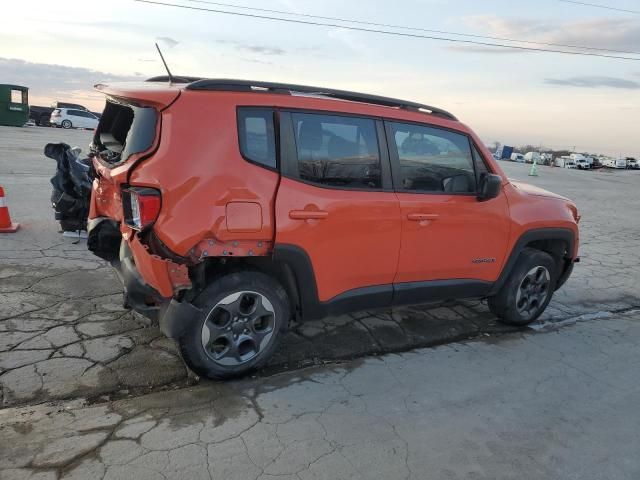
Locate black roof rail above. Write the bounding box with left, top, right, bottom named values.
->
left=184, top=78, right=457, bottom=121
left=146, top=75, right=203, bottom=84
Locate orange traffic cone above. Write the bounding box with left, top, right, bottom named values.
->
left=0, top=186, right=19, bottom=233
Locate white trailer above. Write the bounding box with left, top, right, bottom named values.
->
left=555, top=156, right=577, bottom=169
left=524, top=151, right=541, bottom=164
left=510, top=153, right=525, bottom=163
left=603, top=157, right=627, bottom=169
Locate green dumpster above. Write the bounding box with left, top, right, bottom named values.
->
left=0, top=84, right=29, bottom=127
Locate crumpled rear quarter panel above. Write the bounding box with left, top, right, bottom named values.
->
left=128, top=91, right=280, bottom=256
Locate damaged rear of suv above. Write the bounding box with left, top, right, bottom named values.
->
left=88, top=77, right=579, bottom=379
left=89, top=79, right=287, bottom=378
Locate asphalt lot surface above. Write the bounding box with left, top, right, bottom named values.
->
left=1, top=125, right=640, bottom=478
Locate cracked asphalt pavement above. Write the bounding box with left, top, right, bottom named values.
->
left=2, top=126, right=640, bottom=478
left=3, top=311, right=640, bottom=479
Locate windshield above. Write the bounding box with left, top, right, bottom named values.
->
left=90, top=99, right=157, bottom=166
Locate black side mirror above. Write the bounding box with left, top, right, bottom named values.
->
left=477, top=173, right=502, bottom=201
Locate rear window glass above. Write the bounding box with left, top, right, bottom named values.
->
left=91, top=100, right=157, bottom=165
left=237, top=108, right=276, bottom=169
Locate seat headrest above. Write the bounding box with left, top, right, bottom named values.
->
left=298, top=120, right=323, bottom=151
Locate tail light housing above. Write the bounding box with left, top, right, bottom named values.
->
left=122, top=187, right=161, bottom=230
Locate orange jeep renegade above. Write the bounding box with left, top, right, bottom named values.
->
left=87, top=77, right=580, bottom=379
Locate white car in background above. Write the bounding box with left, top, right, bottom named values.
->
left=50, top=108, right=99, bottom=130
left=575, top=158, right=591, bottom=170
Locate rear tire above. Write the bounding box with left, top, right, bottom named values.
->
left=178, top=271, right=290, bottom=380
left=488, top=248, right=557, bottom=326
left=61, top=120, right=72, bottom=129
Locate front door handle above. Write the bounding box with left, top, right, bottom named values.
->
left=289, top=210, right=329, bottom=220
left=407, top=213, right=439, bottom=221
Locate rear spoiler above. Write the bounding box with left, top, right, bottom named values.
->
left=94, top=82, right=181, bottom=110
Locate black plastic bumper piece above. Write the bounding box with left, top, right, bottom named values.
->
left=104, top=239, right=201, bottom=339
left=158, top=299, right=203, bottom=339
left=555, top=259, right=576, bottom=291
left=109, top=241, right=165, bottom=321
left=87, top=217, right=122, bottom=262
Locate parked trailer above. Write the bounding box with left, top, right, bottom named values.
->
left=555, top=157, right=577, bottom=169
left=510, top=153, right=525, bottom=163
left=524, top=151, right=541, bottom=163
left=496, top=145, right=513, bottom=160
left=602, top=157, right=627, bottom=169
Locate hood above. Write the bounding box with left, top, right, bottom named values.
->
left=509, top=180, right=571, bottom=202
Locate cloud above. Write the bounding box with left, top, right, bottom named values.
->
left=457, top=15, right=640, bottom=55
left=157, top=36, right=179, bottom=48
left=215, top=39, right=286, bottom=56
left=241, top=45, right=285, bottom=56
left=545, top=76, right=640, bottom=89
left=0, top=57, right=141, bottom=107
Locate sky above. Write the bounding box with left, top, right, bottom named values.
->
left=2, top=0, right=639, bottom=156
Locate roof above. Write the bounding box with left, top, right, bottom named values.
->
left=145, top=76, right=457, bottom=121
left=0, top=84, right=29, bottom=91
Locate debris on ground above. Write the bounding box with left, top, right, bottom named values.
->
left=45, top=142, right=92, bottom=233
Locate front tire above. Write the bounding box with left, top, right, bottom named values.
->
left=488, top=248, right=557, bottom=326
left=178, top=271, right=290, bottom=379
left=61, top=120, right=72, bottom=129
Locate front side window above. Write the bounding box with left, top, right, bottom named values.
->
left=389, top=122, right=475, bottom=193
left=238, top=108, right=276, bottom=169
left=291, top=112, right=381, bottom=189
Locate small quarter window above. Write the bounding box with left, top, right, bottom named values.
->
left=238, top=108, right=276, bottom=169
left=291, top=112, right=381, bottom=189
left=390, top=122, right=475, bottom=193
left=472, top=145, right=490, bottom=182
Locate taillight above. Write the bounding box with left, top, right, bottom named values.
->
left=122, top=187, right=161, bottom=230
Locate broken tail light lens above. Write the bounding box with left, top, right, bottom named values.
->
left=122, top=187, right=161, bottom=230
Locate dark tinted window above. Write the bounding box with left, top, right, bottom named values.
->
left=291, top=112, right=380, bottom=189
left=69, top=110, right=90, bottom=118
left=389, top=122, right=475, bottom=193
left=238, top=108, right=276, bottom=169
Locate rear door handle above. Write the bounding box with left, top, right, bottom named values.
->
left=289, top=210, right=329, bottom=220
left=407, top=213, right=439, bottom=221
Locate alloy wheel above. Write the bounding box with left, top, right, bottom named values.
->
left=515, top=266, right=551, bottom=320
left=200, top=291, right=276, bottom=366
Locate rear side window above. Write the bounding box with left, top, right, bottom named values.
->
left=389, top=122, right=475, bottom=193
left=291, top=112, right=381, bottom=189
left=237, top=108, right=276, bottom=169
